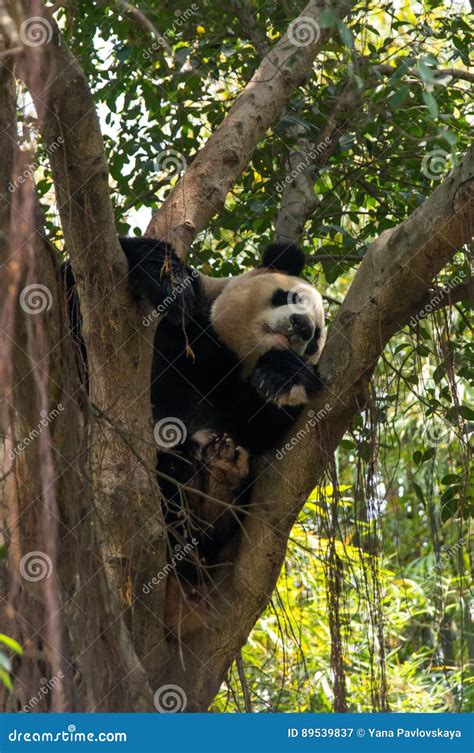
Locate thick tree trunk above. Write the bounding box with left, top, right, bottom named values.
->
left=0, top=47, right=154, bottom=712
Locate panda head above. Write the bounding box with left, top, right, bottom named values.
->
left=210, top=243, right=326, bottom=374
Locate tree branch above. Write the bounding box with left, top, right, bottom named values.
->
left=16, top=2, right=122, bottom=289
left=146, top=0, right=356, bottom=255
left=229, top=0, right=268, bottom=55
left=376, top=63, right=474, bottom=85
left=275, top=79, right=363, bottom=243
left=407, top=276, right=473, bottom=323
left=164, top=144, right=473, bottom=710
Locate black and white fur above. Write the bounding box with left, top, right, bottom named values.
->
left=124, top=238, right=325, bottom=572
left=66, top=238, right=326, bottom=578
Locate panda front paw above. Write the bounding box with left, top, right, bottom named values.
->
left=250, top=349, right=320, bottom=408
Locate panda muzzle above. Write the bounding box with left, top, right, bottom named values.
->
left=289, top=314, right=313, bottom=342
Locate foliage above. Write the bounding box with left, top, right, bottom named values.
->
left=20, top=0, right=472, bottom=711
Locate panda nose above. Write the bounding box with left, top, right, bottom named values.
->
left=289, top=314, right=313, bottom=341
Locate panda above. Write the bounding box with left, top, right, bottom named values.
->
left=66, top=237, right=326, bottom=600
left=123, top=237, right=326, bottom=579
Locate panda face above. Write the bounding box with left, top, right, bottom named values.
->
left=210, top=269, right=326, bottom=373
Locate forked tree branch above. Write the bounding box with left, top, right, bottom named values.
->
left=146, top=0, right=356, bottom=254
left=6, top=0, right=473, bottom=713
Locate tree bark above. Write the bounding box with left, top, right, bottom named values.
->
left=13, top=0, right=168, bottom=676
left=3, top=0, right=472, bottom=713
left=0, top=40, right=154, bottom=712
left=275, top=81, right=363, bottom=243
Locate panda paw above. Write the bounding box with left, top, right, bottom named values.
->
left=193, top=431, right=249, bottom=480
left=250, top=349, right=319, bottom=407
left=121, top=236, right=197, bottom=318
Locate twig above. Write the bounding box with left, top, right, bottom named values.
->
left=236, top=651, right=252, bottom=712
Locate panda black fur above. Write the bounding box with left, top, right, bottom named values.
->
left=65, top=237, right=326, bottom=579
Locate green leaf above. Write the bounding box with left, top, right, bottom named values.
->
left=422, top=91, right=439, bottom=119
left=413, top=450, right=423, bottom=465
left=388, top=84, right=410, bottom=110
left=459, top=405, right=474, bottom=420
left=339, top=439, right=356, bottom=450
left=441, top=474, right=462, bottom=485
left=418, top=58, right=436, bottom=83
left=422, top=447, right=436, bottom=462
left=0, top=634, right=23, bottom=654
left=413, top=482, right=425, bottom=505
left=338, top=22, right=354, bottom=49
left=0, top=668, right=12, bottom=691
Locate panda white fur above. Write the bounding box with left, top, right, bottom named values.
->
left=121, top=238, right=326, bottom=576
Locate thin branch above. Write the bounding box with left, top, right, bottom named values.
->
left=114, top=1, right=173, bottom=55
left=376, top=63, right=474, bottom=84
left=236, top=651, right=253, bottom=712
left=407, top=277, right=473, bottom=323
left=18, top=1, right=122, bottom=289
left=275, top=78, right=363, bottom=243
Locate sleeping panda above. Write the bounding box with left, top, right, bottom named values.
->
left=122, top=237, right=327, bottom=577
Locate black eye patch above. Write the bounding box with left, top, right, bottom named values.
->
left=271, top=289, right=289, bottom=307
left=271, top=289, right=301, bottom=307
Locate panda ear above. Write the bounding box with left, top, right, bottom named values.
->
left=260, top=242, right=306, bottom=276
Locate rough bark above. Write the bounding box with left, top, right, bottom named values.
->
left=0, top=41, right=154, bottom=712
left=13, top=0, right=168, bottom=677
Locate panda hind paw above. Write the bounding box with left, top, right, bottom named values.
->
left=195, top=432, right=249, bottom=480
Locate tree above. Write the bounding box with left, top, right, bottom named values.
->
left=0, top=0, right=472, bottom=712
